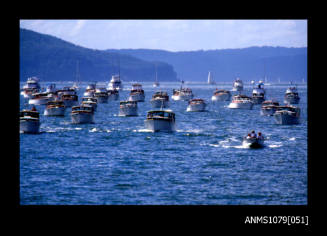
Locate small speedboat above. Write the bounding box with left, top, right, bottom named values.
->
left=107, top=75, right=123, bottom=91
left=186, top=98, right=206, bottom=112
left=228, top=95, right=253, bottom=109
left=83, top=83, right=96, bottom=97
left=28, top=92, right=54, bottom=105
left=21, top=77, right=41, bottom=98
left=61, top=94, right=78, bottom=107
left=274, top=105, right=300, bottom=125
left=211, top=89, right=231, bottom=101
left=94, top=88, right=109, bottom=103
left=128, top=83, right=145, bottom=102
left=107, top=89, right=119, bottom=101
left=260, top=100, right=280, bottom=116
left=251, top=82, right=266, bottom=104
left=242, top=136, right=265, bottom=148
left=232, top=78, right=243, bottom=91
left=71, top=104, right=95, bottom=124
left=144, top=109, right=176, bottom=132
left=20, top=109, right=40, bottom=134
left=44, top=100, right=66, bottom=116
left=284, top=85, right=300, bottom=104
left=81, top=97, right=98, bottom=111
left=150, top=91, right=169, bottom=108
left=119, top=101, right=138, bottom=116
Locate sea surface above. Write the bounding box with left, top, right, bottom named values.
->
left=20, top=82, right=307, bottom=205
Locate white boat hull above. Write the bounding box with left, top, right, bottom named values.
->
left=128, top=93, right=145, bottom=102
left=29, top=97, right=53, bottom=105
left=44, top=107, right=66, bottom=116
left=186, top=103, right=206, bottom=112
left=119, top=107, right=138, bottom=116
left=71, top=112, right=94, bottom=124
left=172, top=94, right=193, bottom=101
left=211, top=94, right=231, bottom=102
left=150, top=99, right=169, bottom=109
left=274, top=111, right=300, bottom=125
left=20, top=120, right=40, bottom=134
left=144, top=119, right=176, bottom=132
left=228, top=102, right=253, bottom=109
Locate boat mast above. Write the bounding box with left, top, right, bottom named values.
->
left=75, top=60, right=80, bottom=85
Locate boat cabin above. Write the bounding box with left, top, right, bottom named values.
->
left=20, top=110, right=39, bottom=119
left=146, top=110, right=175, bottom=121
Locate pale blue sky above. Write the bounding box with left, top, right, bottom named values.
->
left=20, top=19, right=307, bottom=52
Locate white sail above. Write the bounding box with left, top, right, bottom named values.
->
left=207, top=71, right=215, bottom=84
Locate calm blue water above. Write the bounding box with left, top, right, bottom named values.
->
left=20, top=82, right=307, bottom=205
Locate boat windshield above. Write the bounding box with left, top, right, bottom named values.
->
left=20, top=111, right=39, bottom=118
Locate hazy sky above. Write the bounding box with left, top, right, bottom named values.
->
left=20, top=19, right=307, bottom=52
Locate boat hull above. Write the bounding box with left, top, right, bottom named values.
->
left=252, top=96, right=265, bottom=105
left=62, top=100, right=78, bottom=107
left=242, top=138, right=264, bottom=148
left=284, top=96, right=300, bottom=104
left=83, top=91, right=94, bottom=97
left=186, top=103, right=206, bottom=112
left=44, top=107, right=66, bottom=116
left=71, top=112, right=94, bottom=124
left=128, top=94, right=145, bottom=102
left=228, top=102, right=253, bottom=109
left=28, top=97, right=53, bottom=105
left=150, top=99, right=169, bottom=109
left=144, top=119, right=176, bottom=132
left=95, top=96, right=108, bottom=104
left=211, top=93, right=231, bottom=102
left=119, top=107, right=138, bottom=116
left=171, top=94, right=193, bottom=101
left=20, top=119, right=40, bottom=134
left=274, top=112, right=300, bottom=125
left=260, top=107, right=277, bottom=116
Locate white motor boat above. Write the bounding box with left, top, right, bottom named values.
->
left=71, top=104, right=95, bottom=124
left=107, top=75, right=123, bottom=91
left=128, top=83, right=145, bottom=102
left=107, top=89, right=119, bottom=101
left=21, top=77, right=41, bottom=98
left=252, top=82, right=266, bottom=104
left=260, top=100, right=280, bottom=116
left=172, top=88, right=194, bottom=101
left=57, top=87, right=77, bottom=98
left=284, top=86, right=300, bottom=104
left=228, top=95, right=253, bottom=109
left=28, top=92, right=54, bottom=105
left=20, top=109, right=40, bottom=134
left=83, top=83, right=96, bottom=97
left=150, top=91, right=169, bottom=108
left=61, top=94, right=78, bottom=107
left=119, top=101, right=138, bottom=116
left=44, top=100, right=66, bottom=116
left=274, top=105, right=300, bottom=125
left=94, top=88, right=109, bottom=103
left=81, top=97, right=98, bottom=111
left=242, top=136, right=265, bottom=148
left=232, top=78, right=243, bottom=91
left=144, top=109, right=176, bottom=132
left=211, top=89, right=231, bottom=101
left=186, top=99, right=207, bottom=112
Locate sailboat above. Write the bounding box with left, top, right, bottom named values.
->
left=153, top=64, right=160, bottom=87
left=207, top=71, right=216, bottom=85
left=71, top=60, right=80, bottom=91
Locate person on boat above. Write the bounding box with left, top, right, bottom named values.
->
left=250, top=130, right=257, bottom=138
left=258, top=132, right=264, bottom=140
left=31, top=105, right=37, bottom=111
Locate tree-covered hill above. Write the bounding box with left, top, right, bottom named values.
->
left=20, top=28, right=178, bottom=82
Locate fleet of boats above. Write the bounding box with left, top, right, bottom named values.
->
left=20, top=77, right=304, bottom=147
